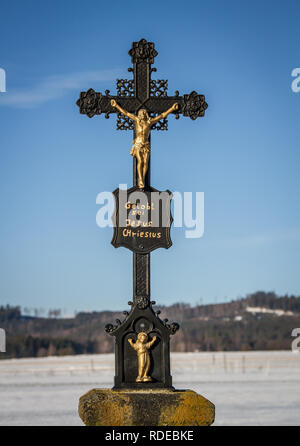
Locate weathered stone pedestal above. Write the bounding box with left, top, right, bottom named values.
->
left=78, top=389, right=215, bottom=426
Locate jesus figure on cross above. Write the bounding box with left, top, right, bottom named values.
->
left=111, top=99, right=178, bottom=188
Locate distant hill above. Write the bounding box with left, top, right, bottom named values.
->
left=1, top=291, right=300, bottom=359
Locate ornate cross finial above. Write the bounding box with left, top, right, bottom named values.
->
left=129, top=38, right=158, bottom=64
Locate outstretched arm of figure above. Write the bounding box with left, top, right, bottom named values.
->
left=111, top=99, right=137, bottom=121
left=128, top=338, right=138, bottom=350
left=146, top=336, right=157, bottom=349
left=151, top=103, right=178, bottom=124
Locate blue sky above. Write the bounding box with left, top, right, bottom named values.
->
left=0, top=0, right=299, bottom=314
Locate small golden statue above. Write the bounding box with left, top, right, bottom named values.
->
left=128, top=332, right=157, bottom=382
left=111, top=99, right=178, bottom=188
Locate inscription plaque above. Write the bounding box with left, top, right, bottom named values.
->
left=111, top=186, right=173, bottom=254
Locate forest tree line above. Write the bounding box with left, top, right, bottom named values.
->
left=1, top=291, right=299, bottom=359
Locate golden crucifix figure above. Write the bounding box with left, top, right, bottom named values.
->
left=128, top=332, right=157, bottom=382
left=111, top=99, right=178, bottom=188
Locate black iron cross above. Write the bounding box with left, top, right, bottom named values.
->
left=76, top=39, right=208, bottom=388
left=76, top=37, right=208, bottom=306
left=77, top=39, right=207, bottom=310
left=76, top=36, right=208, bottom=310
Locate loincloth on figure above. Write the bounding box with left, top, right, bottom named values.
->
left=130, top=140, right=150, bottom=157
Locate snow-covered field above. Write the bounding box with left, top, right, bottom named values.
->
left=0, top=351, right=299, bottom=426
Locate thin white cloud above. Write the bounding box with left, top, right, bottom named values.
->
left=0, top=69, right=121, bottom=108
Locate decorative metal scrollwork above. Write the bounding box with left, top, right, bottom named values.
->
left=105, top=311, right=130, bottom=333
left=105, top=323, right=118, bottom=333
left=160, top=319, right=180, bottom=335
left=150, top=79, right=168, bottom=97
left=167, top=322, right=180, bottom=335
left=117, top=79, right=134, bottom=97
left=151, top=115, right=168, bottom=131
left=116, top=112, right=167, bottom=131
left=116, top=113, right=134, bottom=131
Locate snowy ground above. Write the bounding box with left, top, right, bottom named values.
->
left=0, top=351, right=299, bottom=426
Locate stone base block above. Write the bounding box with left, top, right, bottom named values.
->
left=78, top=388, right=215, bottom=426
